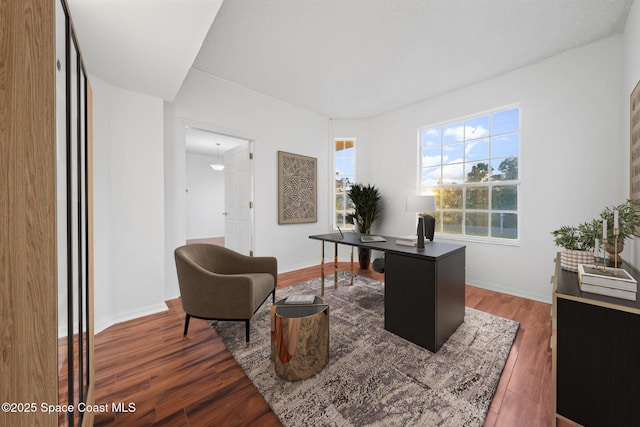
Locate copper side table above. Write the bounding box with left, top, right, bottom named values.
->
left=270, top=297, right=329, bottom=381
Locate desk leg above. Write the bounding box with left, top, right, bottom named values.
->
left=350, top=246, right=354, bottom=285
left=334, top=242, right=338, bottom=289
left=320, top=242, right=325, bottom=296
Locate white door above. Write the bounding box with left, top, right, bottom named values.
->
left=224, top=142, right=253, bottom=255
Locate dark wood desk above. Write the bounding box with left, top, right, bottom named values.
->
left=309, top=233, right=465, bottom=352
left=552, top=254, right=640, bottom=426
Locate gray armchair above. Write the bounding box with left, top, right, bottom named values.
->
left=174, top=244, right=277, bottom=344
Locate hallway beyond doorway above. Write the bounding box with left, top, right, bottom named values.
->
left=186, top=236, right=224, bottom=246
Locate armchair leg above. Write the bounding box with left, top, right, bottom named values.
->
left=272, top=289, right=276, bottom=304
left=183, top=314, right=191, bottom=339
left=245, top=320, right=250, bottom=347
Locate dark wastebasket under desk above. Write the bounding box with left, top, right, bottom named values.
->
left=384, top=247, right=465, bottom=353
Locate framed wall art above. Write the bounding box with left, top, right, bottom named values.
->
left=278, top=151, right=317, bottom=224
left=630, top=80, right=640, bottom=235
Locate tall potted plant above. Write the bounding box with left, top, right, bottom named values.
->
left=346, top=183, right=382, bottom=268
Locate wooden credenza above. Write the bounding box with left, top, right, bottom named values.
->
left=552, top=254, right=640, bottom=426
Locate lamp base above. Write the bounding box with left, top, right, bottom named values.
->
left=417, top=217, right=425, bottom=250
left=416, top=214, right=436, bottom=250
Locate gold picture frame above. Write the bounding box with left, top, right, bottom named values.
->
left=278, top=151, right=317, bottom=224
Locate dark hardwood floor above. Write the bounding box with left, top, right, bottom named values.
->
left=91, top=263, right=553, bottom=426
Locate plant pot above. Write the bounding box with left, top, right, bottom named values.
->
left=605, top=240, right=625, bottom=263
left=560, top=249, right=593, bottom=272
left=358, top=247, right=371, bottom=269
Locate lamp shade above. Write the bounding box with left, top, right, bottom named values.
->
left=406, top=194, right=436, bottom=213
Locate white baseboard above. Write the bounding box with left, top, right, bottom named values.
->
left=164, top=290, right=181, bottom=301
left=466, top=279, right=552, bottom=304
left=279, top=260, right=320, bottom=274
left=279, top=260, right=552, bottom=304
left=94, top=302, right=169, bottom=334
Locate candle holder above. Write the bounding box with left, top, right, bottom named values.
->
left=600, top=238, right=608, bottom=272
left=594, top=249, right=602, bottom=272
left=613, top=228, right=620, bottom=274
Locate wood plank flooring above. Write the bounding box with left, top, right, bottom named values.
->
left=91, top=263, right=552, bottom=426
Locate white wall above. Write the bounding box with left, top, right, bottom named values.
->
left=163, top=101, right=184, bottom=300
left=91, top=75, right=167, bottom=332
left=186, top=152, right=225, bottom=239
left=90, top=76, right=113, bottom=329
left=164, top=69, right=330, bottom=295
left=624, top=0, right=640, bottom=268
left=342, top=36, right=625, bottom=303
left=91, top=13, right=640, bottom=330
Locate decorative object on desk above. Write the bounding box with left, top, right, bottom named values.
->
left=396, top=234, right=418, bottom=246
left=406, top=194, right=437, bottom=250
left=599, top=200, right=640, bottom=263
left=578, top=264, right=637, bottom=301
left=551, top=221, right=599, bottom=272
left=214, top=273, right=518, bottom=427
left=345, top=183, right=382, bottom=268
left=278, top=151, right=317, bottom=224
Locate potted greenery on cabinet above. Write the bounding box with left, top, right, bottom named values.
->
left=551, top=200, right=640, bottom=271
left=346, top=183, right=382, bottom=269
left=599, top=199, right=640, bottom=262
left=551, top=221, right=599, bottom=272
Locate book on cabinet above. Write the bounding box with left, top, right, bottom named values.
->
left=577, top=264, right=637, bottom=301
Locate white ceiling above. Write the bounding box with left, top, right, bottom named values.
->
left=67, top=0, right=223, bottom=102
left=68, top=0, right=633, bottom=119
left=184, top=127, right=248, bottom=157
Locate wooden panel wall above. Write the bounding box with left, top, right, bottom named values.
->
left=1, top=1, right=58, bottom=426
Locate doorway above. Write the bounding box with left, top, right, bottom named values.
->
left=184, top=127, right=254, bottom=255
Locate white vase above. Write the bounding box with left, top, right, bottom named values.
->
left=560, top=249, right=593, bottom=272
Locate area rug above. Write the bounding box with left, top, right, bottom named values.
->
left=213, top=273, right=519, bottom=427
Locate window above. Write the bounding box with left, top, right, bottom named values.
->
left=419, top=106, right=520, bottom=240
left=334, top=139, right=356, bottom=230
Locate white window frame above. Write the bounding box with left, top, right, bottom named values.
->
left=418, top=105, right=521, bottom=244
left=333, top=138, right=356, bottom=230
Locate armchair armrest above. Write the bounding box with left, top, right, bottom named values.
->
left=215, top=249, right=278, bottom=288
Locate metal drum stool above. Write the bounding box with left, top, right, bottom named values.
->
left=270, top=296, right=329, bottom=381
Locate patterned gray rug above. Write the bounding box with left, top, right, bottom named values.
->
left=213, top=273, right=519, bottom=426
